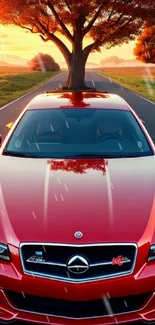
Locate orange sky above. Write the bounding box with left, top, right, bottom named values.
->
left=0, top=25, right=136, bottom=63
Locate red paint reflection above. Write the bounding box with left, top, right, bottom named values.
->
left=47, top=158, right=108, bottom=175
left=59, top=92, right=109, bottom=108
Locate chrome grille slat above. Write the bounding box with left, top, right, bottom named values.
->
left=20, top=243, right=137, bottom=283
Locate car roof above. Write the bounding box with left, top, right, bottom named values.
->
left=26, top=91, right=130, bottom=111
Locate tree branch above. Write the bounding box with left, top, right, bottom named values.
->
left=83, top=41, right=98, bottom=63
left=117, top=16, right=134, bottom=31
left=47, top=0, right=74, bottom=43
left=40, top=35, right=50, bottom=42
left=107, top=0, right=117, bottom=21
left=82, top=0, right=108, bottom=36
left=113, top=13, right=124, bottom=25
left=36, top=18, right=72, bottom=68
left=11, top=16, right=38, bottom=33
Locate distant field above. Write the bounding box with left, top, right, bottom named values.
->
left=99, top=67, right=155, bottom=102
left=0, top=65, right=30, bottom=76
left=0, top=67, right=60, bottom=106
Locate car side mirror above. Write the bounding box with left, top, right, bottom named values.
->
left=0, top=135, right=2, bottom=147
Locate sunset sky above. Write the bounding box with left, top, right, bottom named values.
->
left=0, top=24, right=136, bottom=64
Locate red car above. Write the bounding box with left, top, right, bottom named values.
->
left=0, top=91, right=155, bottom=325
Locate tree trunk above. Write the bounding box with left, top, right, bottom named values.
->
left=62, top=21, right=95, bottom=90
left=68, top=53, right=86, bottom=90
left=64, top=25, right=88, bottom=90
left=63, top=51, right=87, bottom=90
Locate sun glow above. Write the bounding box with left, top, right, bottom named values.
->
left=0, top=25, right=136, bottom=66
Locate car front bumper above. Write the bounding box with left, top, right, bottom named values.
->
left=1, top=251, right=155, bottom=325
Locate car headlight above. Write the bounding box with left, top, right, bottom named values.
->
left=148, top=245, right=155, bottom=261
left=0, top=243, right=10, bottom=261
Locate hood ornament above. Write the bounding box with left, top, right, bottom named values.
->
left=67, top=255, right=89, bottom=274
left=74, top=231, right=83, bottom=239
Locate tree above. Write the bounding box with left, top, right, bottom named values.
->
left=100, top=56, right=124, bottom=67
left=134, top=21, right=155, bottom=64
left=28, top=53, right=60, bottom=71
left=0, top=0, right=155, bottom=89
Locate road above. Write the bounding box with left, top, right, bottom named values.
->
left=0, top=71, right=155, bottom=142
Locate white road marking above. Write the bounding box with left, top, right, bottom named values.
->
left=131, top=91, right=155, bottom=106
left=59, top=83, right=62, bottom=89
left=0, top=73, right=62, bottom=111
left=109, top=77, right=112, bottom=83
left=92, top=80, right=95, bottom=86
left=96, top=72, right=155, bottom=106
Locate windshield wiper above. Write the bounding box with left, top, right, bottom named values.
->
left=2, top=150, right=42, bottom=158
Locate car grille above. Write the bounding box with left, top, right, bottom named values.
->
left=5, top=290, right=150, bottom=319
left=20, top=243, right=137, bottom=282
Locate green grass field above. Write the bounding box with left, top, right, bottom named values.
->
left=0, top=69, right=60, bottom=106
left=99, top=67, right=155, bottom=102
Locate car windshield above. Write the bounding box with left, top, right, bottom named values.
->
left=3, top=108, right=153, bottom=158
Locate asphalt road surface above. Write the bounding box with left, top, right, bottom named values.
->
left=0, top=71, right=154, bottom=325
left=0, top=71, right=155, bottom=141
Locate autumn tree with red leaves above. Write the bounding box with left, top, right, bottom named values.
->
left=28, top=53, right=60, bottom=71
left=134, top=20, right=155, bottom=64
left=0, top=0, right=155, bottom=89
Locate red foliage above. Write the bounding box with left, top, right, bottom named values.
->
left=134, top=23, right=155, bottom=64
left=28, top=53, right=60, bottom=71
left=0, top=0, right=155, bottom=87
left=0, top=0, right=154, bottom=52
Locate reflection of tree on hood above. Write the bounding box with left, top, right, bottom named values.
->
left=47, top=159, right=108, bottom=175
left=59, top=92, right=109, bottom=108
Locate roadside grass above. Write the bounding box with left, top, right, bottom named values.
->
left=0, top=69, right=60, bottom=106
left=98, top=67, right=155, bottom=102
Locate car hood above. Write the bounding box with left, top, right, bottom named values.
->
left=0, top=155, right=155, bottom=246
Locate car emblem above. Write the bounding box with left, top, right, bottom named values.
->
left=74, top=231, right=83, bottom=239
left=112, top=255, right=129, bottom=266
left=26, top=251, right=45, bottom=263
left=67, top=255, right=89, bottom=274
